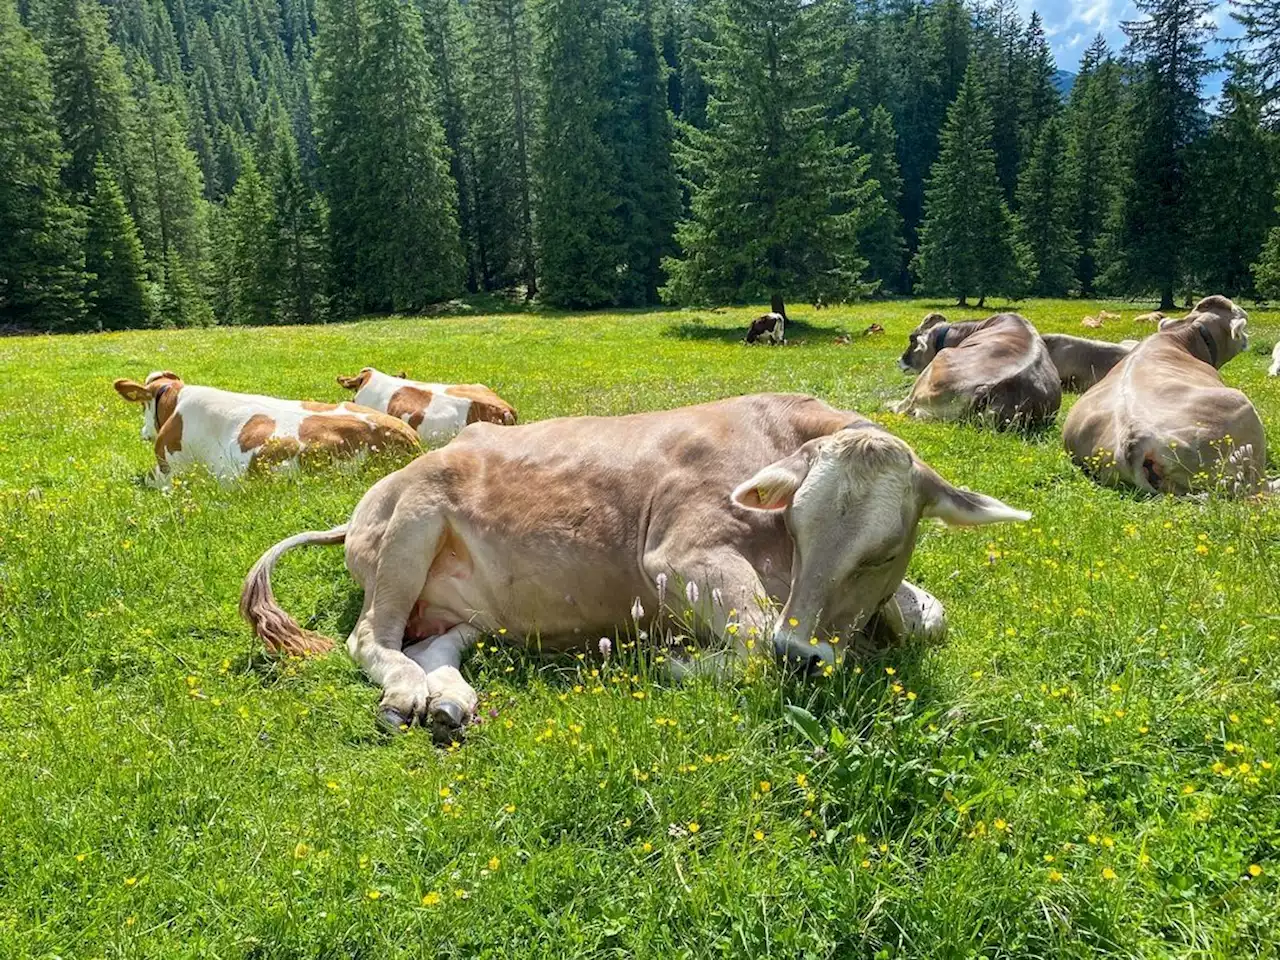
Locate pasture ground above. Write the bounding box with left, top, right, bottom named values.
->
left=2, top=299, right=1280, bottom=958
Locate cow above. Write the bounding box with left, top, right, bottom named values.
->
left=1134, top=311, right=1165, bottom=325
left=1270, top=341, right=1280, bottom=377
left=745, top=312, right=785, bottom=344
left=890, top=313, right=1061, bottom=429
left=113, top=371, right=419, bottom=483
left=241, top=394, right=1029, bottom=740
left=1063, top=296, right=1273, bottom=496
left=336, top=367, right=516, bottom=445
left=1041, top=333, right=1139, bottom=392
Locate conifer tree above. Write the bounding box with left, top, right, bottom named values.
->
left=663, top=0, right=875, bottom=311
left=84, top=158, right=151, bottom=329
left=270, top=130, right=328, bottom=324
left=1017, top=11, right=1058, bottom=161
left=1014, top=114, right=1077, bottom=295
left=1232, top=0, right=1280, bottom=111
left=157, top=247, right=213, bottom=326
left=1189, top=64, right=1277, bottom=297
left=611, top=0, right=680, bottom=305
left=0, top=0, right=85, bottom=329
left=914, top=63, right=1025, bottom=306
left=422, top=0, right=480, bottom=291
left=315, top=0, right=462, bottom=312
left=224, top=154, right=278, bottom=324
left=859, top=105, right=906, bottom=292
left=1251, top=185, right=1280, bottom=297
left=977, top=0, right=1024, bottom=200
left=1101, top=0, right=1214, bottom=308
left=1064, top=35, right=1123, bottom=294
left=533, top=0, right=624, bottom=307
left=467, top=0, right=537, bottom=293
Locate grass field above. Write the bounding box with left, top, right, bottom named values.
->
left=3, top=298, right=1280, bottom=958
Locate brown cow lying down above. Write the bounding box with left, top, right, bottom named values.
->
left=114, top=371, right=419, bottom=483
left=1042, top=333, right=1139, bottom=392
left=1063, top=296, right=1273, bottom=495
left=890, top=313, right=1061, bottom=428
left=337, top=367, right=516, bottom=445
left=745, top=312, right=785, bottom=344
left=242, top=394, right=1029, bottom=739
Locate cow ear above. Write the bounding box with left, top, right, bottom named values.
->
left=1158, top=316, right=1178, bottom=330
left=394, top=370, right=408, bottom=379
left=915, top=464, right=1030, bottom=526
left=336, top=370, right=368, bottom=390
left=732, top=449, right=813, bottom=512
left=1231, top=316, right=1248, bottom=340
left=114, top=378, right=150, bottom=403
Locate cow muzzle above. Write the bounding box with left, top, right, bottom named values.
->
left=772, top=634, right=836, bottom=675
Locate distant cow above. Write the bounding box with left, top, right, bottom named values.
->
left=1064, top=296, right=1272, bottom=495
left=1269, top=341, right=1279, bottom=377
left=1134, top=311, right=1165, bottom=324
left=891, top=313, right=1061, bottom=429
left=337, top=367, right=516, bottom=445
left=1042, top=333, right=1139, bottom=392
left=746, top=312, right=785, bottom=344
left=114, top=371, right=419, bottom=483
left=241, top=394, right=1028, bottom=739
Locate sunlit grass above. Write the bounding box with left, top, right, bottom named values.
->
left=0, top=297, right=1278, bottom=956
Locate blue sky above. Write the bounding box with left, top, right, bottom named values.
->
left=1027, top=0, right=1239, bottom=90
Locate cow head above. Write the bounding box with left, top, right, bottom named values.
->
left=336, top=367, right=375, bottom=391
left=113, top=370, right=183, bottom=440
left=899, top=313, right=949, bottom=372
left=731, top=425, right=1029, bottom=671
left=1158, top=296, right=1249, bottom=368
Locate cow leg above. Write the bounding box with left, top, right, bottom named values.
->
left=348, top=513, right=443, bottom=731
left=650, top=551, right=773, bottom=679
left=864, top=580, right=947, bottom=648
left=403, top=624, right=480, bottom=744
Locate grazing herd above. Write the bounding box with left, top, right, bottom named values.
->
left=113, top=295, right=1276, bottom=738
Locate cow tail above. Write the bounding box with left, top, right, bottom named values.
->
left=239, top=525, right=348, bottom=655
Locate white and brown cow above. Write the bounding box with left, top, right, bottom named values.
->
left=1063, top=296, right=1273, bottom=495
left=114, top=371, right=419, bottom=483
left=1270, top=341, right=1280, bottom=377
left=337, top=367, right=516, bottom=445
left=891, top=313, right=1061, bottom=428
left=241, top=393, right=1029, bottom=740
left=745, top=312, right=785, bottom=344
left=1041, top=333, right=1139, bottom=392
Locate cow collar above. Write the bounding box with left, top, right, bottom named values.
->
left=930, top=324, right=950, bottom=353
left=1196, top=324, right=1219, bottom=367
left=153, top=383, right=171, bottom=431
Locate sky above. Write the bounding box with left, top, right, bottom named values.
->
left=1024, top=0, right=1241, bottom=95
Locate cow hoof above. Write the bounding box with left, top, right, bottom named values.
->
left=377, top=705, right=413, bottom=734
left=430, top=701, right=467, bottom=746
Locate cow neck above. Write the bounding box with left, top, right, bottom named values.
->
left=152, top=382, right=181, bottom=430
left=1196, top=323, right=1219, bottom=367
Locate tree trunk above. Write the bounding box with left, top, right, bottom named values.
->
left=1159, top=284, right=1175, bottom=311
left=957, top=295, right=968, bottom=307
left=976, top=295, right=986, bottom=308
left=771, top=292, right=787, bottom=319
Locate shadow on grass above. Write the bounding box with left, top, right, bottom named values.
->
left=662, top=315, right=856, bottom=344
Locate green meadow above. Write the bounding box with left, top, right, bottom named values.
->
left=2, top=298, right=1279, bottom=958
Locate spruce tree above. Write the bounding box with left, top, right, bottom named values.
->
left=466, top=0, right=537, bottom=293
left=663, top=0, right=875, bottom=311
left=1017, top=12, right=1058, bottom=162
left=1064, top=35, right=1123, bottom=294
left=422, top=0, right=480, bottom=291
left=270, top=129, right=328, bottom=324
left=157, top=246, right=213, bottom=326
left=914, top=63, right=1025, bottom=306
left=859, top=105, right=906, bottom=292
left=533, top=0, right=624, bottom=308
left=1189, top=64, right=1278, bottom=297
left=1252, top=185, right=1280, bottom=297
left=1232, top=0, right=1280, bottom=111
left=317, top=0, right=462, bottom=313
left=1014, top=115, right=1077, bottom=296
left=979, top=0, right=1026, bottom=200
left=0, top=0, right=85, bottom=329
left=224, top=154, right=278, bottom=324
left=1101, top=0, right=1214, bottom=308
left=611, top=0, right=680, bottom=305
left=84, top=158, right=151, bottom=329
